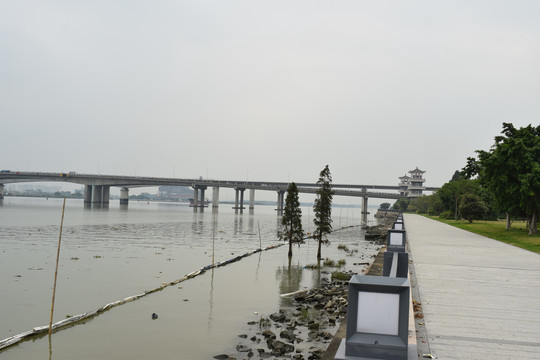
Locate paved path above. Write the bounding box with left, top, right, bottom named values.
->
left=405, top=214, right=540, bottom=359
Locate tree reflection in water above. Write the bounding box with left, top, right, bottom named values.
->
left=276, top=257, right=303, bottom=307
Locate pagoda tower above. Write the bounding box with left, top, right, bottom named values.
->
left=407, top=167, right=426, bottom=198
left=398, top=174, right=411, bottom=197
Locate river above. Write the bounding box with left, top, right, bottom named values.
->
left=0, top=197, right=381, bottom=359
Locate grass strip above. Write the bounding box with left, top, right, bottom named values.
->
left=425, top=216, right=540, bottom=254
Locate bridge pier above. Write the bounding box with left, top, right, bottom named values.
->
left=193, top=188, right=199, bottom=209
left=89, top=185, right=110, bottom=207
left=198, top=186, right=207, bottom=210
left=361, top=195, right=369, bottom=227
left=249, top=189, right=255, bottom=211
left=120, top=188, right=129, bottom=205
left=276, top=190, right=285, bottom=215
left=233, top=187, right=246, bottom=213
left=212, top=187, right=219, bottom=208
left=92, top=185, right=103, bottom=205
left=192, top=185, right=207, bottom=211
left=84, top=185, right=92, bottom=205
left=0, top=184, right=4, bottom=200
left=102, top=186, right=110, bottom=206
left=200, top=187, right=206, bottom=207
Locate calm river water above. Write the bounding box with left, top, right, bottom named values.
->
left=0, top=197, right=381, bottom=359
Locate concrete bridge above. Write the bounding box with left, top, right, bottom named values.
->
left=0, top=171, right=438, bottom=224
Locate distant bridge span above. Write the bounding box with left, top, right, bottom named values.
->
left=0, top=171, right=438, bottom=224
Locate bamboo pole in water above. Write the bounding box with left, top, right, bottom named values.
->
left=257, top=221, right=261, bottom=249
left=49, top=198, right=66, bottom=335
left=212, top=216, right=215, bottom=266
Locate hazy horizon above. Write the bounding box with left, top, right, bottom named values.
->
left=2, top=1, right=539, bottom=204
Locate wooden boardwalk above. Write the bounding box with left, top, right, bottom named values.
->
left=405, top=214, right=540, bottom=359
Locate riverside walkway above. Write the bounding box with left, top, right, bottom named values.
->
left=405, top=214, right=540, bottom=359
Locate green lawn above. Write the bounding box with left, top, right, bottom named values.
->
left=425, top=216, right=540, bottom=254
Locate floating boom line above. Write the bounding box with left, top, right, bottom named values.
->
left=0, top=243, right=284, bottom=351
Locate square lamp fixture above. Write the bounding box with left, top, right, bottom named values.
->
left=393, top=222, right=404, bottom=230
left=340, top=274, right=410, bottom=360
left=386, top=229, right=406, bottom=253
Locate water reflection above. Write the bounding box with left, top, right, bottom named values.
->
left=83, top=203, right=109, bottom=212
left=248, top=215, right=254, bottom=235
left=312, top=258, right=322, bottom=288
left=233, top=215, right=243, bottom=235
left=276, top=257, right=303, bottom=306
left=192, top=212, right=205, bottom=235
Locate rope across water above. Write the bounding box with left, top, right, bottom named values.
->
left=0, top=243, right=284, bottom=351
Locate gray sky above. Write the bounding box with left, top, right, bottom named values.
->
left=1, top=1, right=539, bottom=201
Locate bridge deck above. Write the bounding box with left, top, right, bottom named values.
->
left=0, top=171, right=418, bottom=199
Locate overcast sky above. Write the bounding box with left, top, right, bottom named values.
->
left=1, top=1, right=539, bottom=201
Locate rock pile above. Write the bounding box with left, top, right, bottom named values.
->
left=364, top=225, right=388, bottom=243
left=214, top=276, right=353, bottom=360
left=365, top=211, right=398, bottom=243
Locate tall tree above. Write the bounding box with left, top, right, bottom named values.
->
left=436, top=179, right=481, bottom=220
left=379, top=202, right=391, bottom=210
left=450, top=170, right=465, bottom=182
left=463, top=123, right=540, bottom=234
left=392, top=198, right=410, bottom=211
left=313, top=165, right=334, bottom=259
left=280, top=182, right=304, bottom=257
left=410, top=195, right=434, bottom=214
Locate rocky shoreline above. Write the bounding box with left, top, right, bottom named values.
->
left=213, top=275, right=352, bottom=360
left=364, top=210, right=399, bottom=243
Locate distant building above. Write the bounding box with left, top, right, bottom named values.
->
left=7, top=184, right=61, bottom=192
left=158, top=186, right=192, bottom=200
left=398, top=174, right=411, bottom=197
left=398, top=167, right=426, bottom=198
left=408, top=167, right=426, bottom=197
